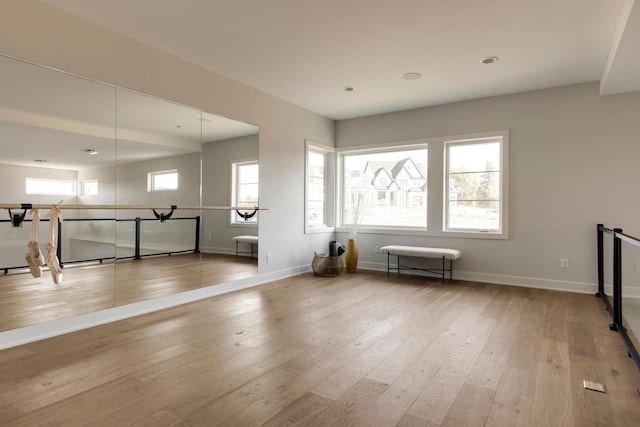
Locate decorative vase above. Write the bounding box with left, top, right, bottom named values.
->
left=345, top=238, right=359, bottom=273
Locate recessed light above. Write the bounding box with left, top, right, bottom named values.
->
left=33, top=159, right=47, bottom=164
left=402, top=72, right=422, bottom=80
left=172, top=124, right=182, bottom=129
left=84, top=149, right=99, bottom=155
left=481, top=56, right=499, bottom=64
left=344, top=86, right=355, bottom=92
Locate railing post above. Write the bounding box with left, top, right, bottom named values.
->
left=57, top=218, right=63, bottom=268
left=134, top=217, right=141, bottom=260
left=596, top=224, right=604, bottom=297
left=194, top=216, right=201, bottom=253
left=610, top=228, right=624, bottom=332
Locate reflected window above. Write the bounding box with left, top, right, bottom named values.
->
left=26, top=177, right=75, bottom=196
left=231, top=160, right=259, bottom=224
left=148, top=169, right=178, bottom=192
left=80, top=179, right=98, bottom=196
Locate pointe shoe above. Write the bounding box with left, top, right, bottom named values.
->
left=26, top=240, right=44, bottom=277
left=46, top=243, right=63, bottom=284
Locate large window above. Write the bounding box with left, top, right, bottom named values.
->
left=445, top=138, right=503, bottom=232
left=340, top=145, right=428, bottom=229
left=337, top=131, right=508, bottom=238
left=26, top=177, right=75, bottom=196
left=231, top=160, right=259, bottom=224
left=305, top=141, right=334, bottom=232
left=147, top=169, right=178, bottom=192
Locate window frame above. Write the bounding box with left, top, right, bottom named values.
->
left=80, top=179, right=99, bottom=197
left=305, top=140, right=335, bottom=234
left=337, top=140, right=429, bottom=233
left=147, top=169, right=178, bottom=192
left=444, top=135, right=506, bottom=236
left=336, top=131, right=508, bottom=239
left=230, top=159, right=259, bottom=226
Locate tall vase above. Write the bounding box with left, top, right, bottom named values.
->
left=345, top=238, right=359, bottom=273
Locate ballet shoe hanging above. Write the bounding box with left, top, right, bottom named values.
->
left=25, top=209, right=45, bottom=278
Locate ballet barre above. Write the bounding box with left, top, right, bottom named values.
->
left=2, top=203, right=266, bottom=227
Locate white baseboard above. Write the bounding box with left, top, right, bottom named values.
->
left=358, top=261, right=640, bottom=297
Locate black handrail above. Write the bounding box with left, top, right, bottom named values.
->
left=596, top=224, right=640, bottom=396
left=1, top=216, right=201, bottom=273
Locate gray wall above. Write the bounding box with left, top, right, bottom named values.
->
left=337, top=82, right=640, bottom=294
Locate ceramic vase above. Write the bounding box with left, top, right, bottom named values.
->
left=345, top=238, right=359, bottom=273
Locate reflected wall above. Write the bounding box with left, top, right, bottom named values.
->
left=0, top=54, right=259, bottom=333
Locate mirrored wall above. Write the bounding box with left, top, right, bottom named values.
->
left=0, top=54, right=259, bottom=332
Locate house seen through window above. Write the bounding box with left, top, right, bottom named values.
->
left=341, top=147, right=428, bottom=228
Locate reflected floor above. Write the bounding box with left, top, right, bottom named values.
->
left=0, top=253, right=257, bottom=332
left=623, top=297, right=640, bottom=342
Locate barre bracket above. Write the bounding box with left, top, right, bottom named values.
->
left=152, top=205, right=176, bottom=223
left=236, top=208, right=258, bottom=221
left=8, top=208, right=28, bottom=228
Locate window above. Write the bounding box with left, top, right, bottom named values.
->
left=147, top=169, right=178, bottom=192
left=26, top=177, right=75, bottom=196
left=340, top=145, right=428, bottom=228
left=337, top=131, right=508, bottom=239
left=445, top=136, right=504, bottom=233
left=80, top=179, right=98, bottom=196
left=305, top=141, right=334, bottom=232
left=231, top=160, right=259, bottom=224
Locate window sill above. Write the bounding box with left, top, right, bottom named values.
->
left=336, top=226, right=508, bottom=240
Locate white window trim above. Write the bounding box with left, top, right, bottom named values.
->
left=230, top=158, right=259, bottom=227
left=336, top=138, right=429, bottom=232
left=305, top=139, right=335, bottom=234
left=147, top=169, right=178, bottom=192
left=336, top=131, right=508, bottom=240
left=80, top=179, right=99, bottom=197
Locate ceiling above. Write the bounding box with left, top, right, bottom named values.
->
left=0, top=54, right=258, bottom=171
left=42, top=0, right=640, bottom=120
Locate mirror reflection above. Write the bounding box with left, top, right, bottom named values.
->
left=0, top=55, right=259, bottom=332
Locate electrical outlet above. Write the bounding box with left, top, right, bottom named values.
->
left=374, top=246, right=380, bottom=254
left=208, top=234, right=212, bottom=241
left=561, top=258, right=569, bottom=269
left=266, top=253, right=271, bottom=263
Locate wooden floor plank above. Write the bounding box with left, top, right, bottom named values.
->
left=0, top=271, right=639, bottom=426
left=441, top=383, right=496, bottom=427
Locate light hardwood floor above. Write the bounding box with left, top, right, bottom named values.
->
left=1, top=271, right=639, bottom=426
left=0, top=253, right=257, bottom=331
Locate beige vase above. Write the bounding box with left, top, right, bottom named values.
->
left=345, top=238, right=359, bottom=273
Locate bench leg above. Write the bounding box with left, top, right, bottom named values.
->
left=235, top=241, right=239, bottom=258
left=386, top=252, right=390, bottom=277
left=441, top=256, right=445, bottom=283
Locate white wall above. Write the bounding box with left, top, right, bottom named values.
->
left=336, top=82, right=640, bottom=293
left=0, top=1, right=334, bottom=276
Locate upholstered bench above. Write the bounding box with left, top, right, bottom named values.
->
left=232, top=235, right=258, bottom=258
left=380, top=245, right=462, bottom=282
